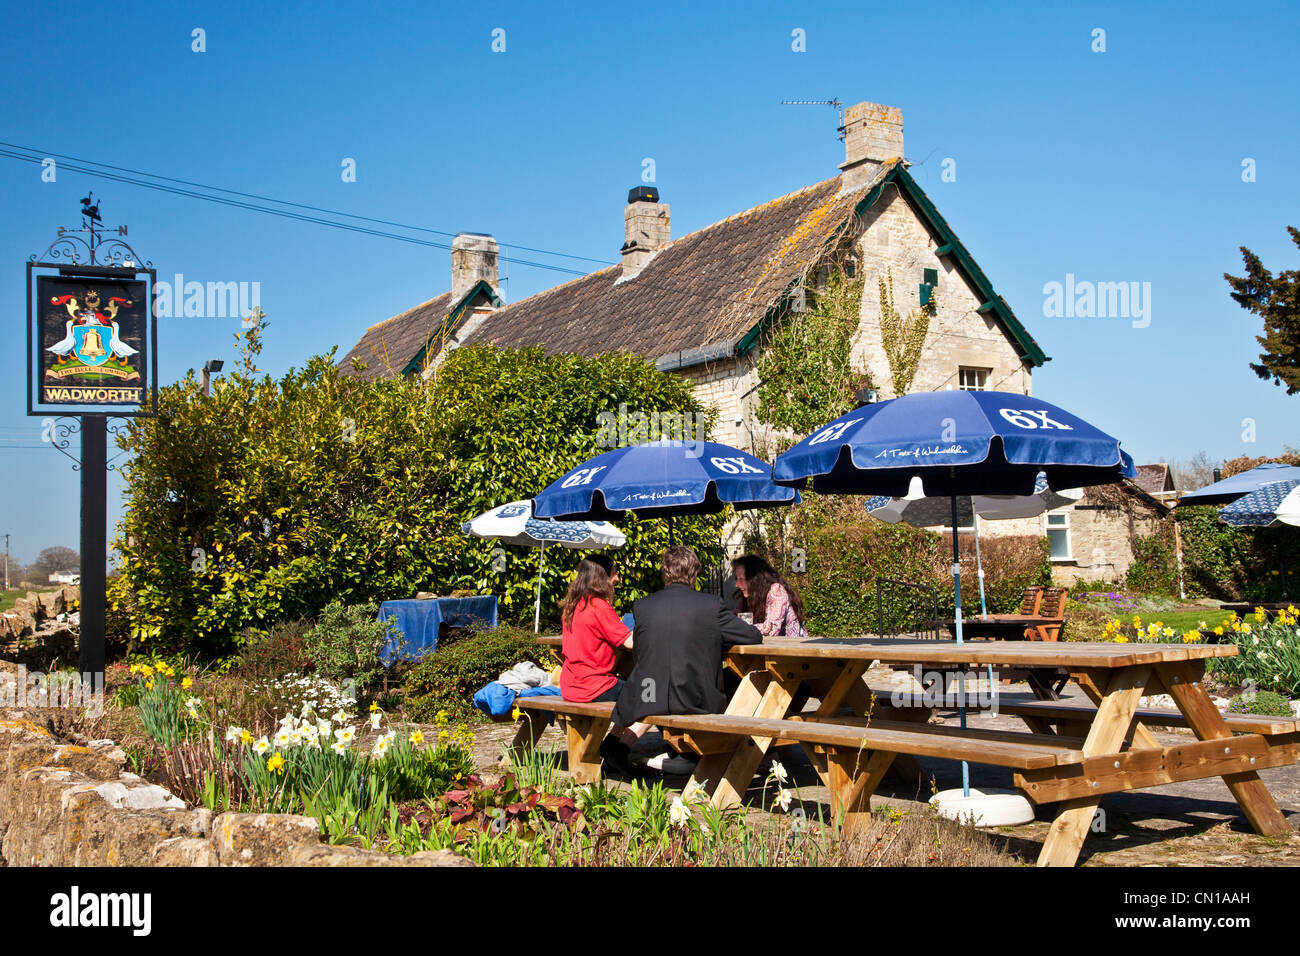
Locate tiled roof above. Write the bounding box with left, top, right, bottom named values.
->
left=1133, top=463, right=1176, bottom=495
left=459, top=166, right=897, bottom=360
left=338, top=292, right=455, bottom=381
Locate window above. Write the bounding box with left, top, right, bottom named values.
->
left=958, top=367, right=989, bottom=390
left=918, top=267, right=938, bottom=307
left=1046, top=512, right=1072, bottom=561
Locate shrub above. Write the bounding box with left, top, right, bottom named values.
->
left=1227, top=690, right=1294, bottom=718
left=237, top=619, right=313, bottom=681
left=1062, top=599, right=1110, bottom=642
left=1125, top=525, right=1180, bottom=596
left=111, top=330, right=724, bottom=659
left=301, top=602, right=391, bottom=697
left=403, top=625, right=557, bottom=723
left=745, top=495, right=1051, bottom=636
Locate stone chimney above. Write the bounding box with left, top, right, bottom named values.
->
left=451, top=233, right=499, bottom=302
left=839, top=101, right=904, bottom=191
left=621, top=186, right=670, bottom=279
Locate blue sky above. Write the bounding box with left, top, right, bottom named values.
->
left=1, top=0, right=1297, bottom=567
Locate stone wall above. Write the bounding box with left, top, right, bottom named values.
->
left=0, top=715, right=469, bottom=867
left=853, top=184, right=1032, bottom=399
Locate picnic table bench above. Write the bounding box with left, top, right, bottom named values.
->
left=515, top=633, right=1297, bottom=866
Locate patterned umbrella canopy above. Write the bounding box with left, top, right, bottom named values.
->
left=1219, top=479, right=1300, bottom=528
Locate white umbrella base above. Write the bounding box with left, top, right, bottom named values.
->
left=929, top=787, right=1035, bottom=827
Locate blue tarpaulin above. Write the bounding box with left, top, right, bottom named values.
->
left=378, top=596, right=499, bottom=664
left=473, top=682, right=560, bottom=719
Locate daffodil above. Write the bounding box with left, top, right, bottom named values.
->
left=330, top=741, right=347, bottom=756
left=409, top=730, right=424, bottom=746
left=274, top=728, right=293, bottom=748
left=253, top=736, right=271, bottom=755
left=181, top=677, right=193, bottom=690
left=370, top=713, right=382, bottom=731
left=669, top=795, right=691, bottom=827
left=225, top=726, right=243, bottom=744
left=240, top=729, right=253, bottom=746
left=683, top=779, right=708, bottom=804
left=267, top=751, right=285, bottom=775
left=369, top=701, right=380, bottom=713
left=768, top=760, right=788, bottom=784
left=774, top=788, right=794, bottom=812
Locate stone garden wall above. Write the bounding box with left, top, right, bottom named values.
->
left=0, top=715, right=469, bottom=867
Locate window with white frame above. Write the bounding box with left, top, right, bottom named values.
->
left=958, top=367, right=990, bottom=391
left=1046, top=512, right=1071, bottom=561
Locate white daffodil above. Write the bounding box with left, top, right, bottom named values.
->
left=774, top=788, right=793, bottom=812
left=185, top=696, right=202, bottom=710
left=682, top=779, right=708, bottom=804
left=768, top=760, right=788, bottom=784
left=330, top=741, right=347, bottom=756
left=370, top=713, right=382, bottom=731
left=289, top=728, right=303, bottom=747
left=372, top=738, right=391, bottom=758
left=317, top=719, right=331, bottom=739
left=253, top=736, right=271, bottom=755
left=331, top=709, right=349, bottom=724
left=274, top=728, right=293, bottom=748
left=334, top=726, right=356, bottom=745
left=225, top=726, right=243, bottom=744
left=669, top=795, right=691, bottom=827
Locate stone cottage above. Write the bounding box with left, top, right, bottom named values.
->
left=338, top=99, right=1157, bottom=582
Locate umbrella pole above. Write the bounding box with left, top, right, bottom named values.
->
left=973, top=505, right=995, bottom=708
left=951, top=492, right=970, bottom=798
left=533, top=544, right=545, bottom=634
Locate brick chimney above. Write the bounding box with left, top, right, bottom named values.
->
left=839, top=101, right=904, bottom=191
left=451, top=233, right=499, bottom=303
left=621, top=186, right=670, bottom=279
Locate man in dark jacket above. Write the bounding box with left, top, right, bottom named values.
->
left=601, top=546, right=761, bottom=777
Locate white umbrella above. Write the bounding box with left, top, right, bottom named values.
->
left=1279, top=485, right=1300, bottom=528
left=462, top=501, right=625, bottom=631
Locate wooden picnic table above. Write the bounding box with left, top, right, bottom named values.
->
left=526, top=634, right=1298, bottom=866
left=691, top=638, right=1296, bottom=866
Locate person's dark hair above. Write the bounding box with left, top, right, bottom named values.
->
left=661, top=546, right=701, bottom=586
left=561, top=555, right=616, bottom=627
left=732, top=554, right=805, bottom=627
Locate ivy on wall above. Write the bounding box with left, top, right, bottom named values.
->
left=755, top=269, right=869, bottom=437
left=878, top=271, right=934, bottom=396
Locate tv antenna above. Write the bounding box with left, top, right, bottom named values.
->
left=781, top=99, right=845, bottom=140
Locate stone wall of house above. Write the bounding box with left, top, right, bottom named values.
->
left=852, top=184, right=1033, bottom=399
left=0, top=710, right=469, bottom=867
left=1048, top=503, right=1162, bottom=587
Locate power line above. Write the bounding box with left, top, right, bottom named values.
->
left=0, top=143, right=611, bottom=276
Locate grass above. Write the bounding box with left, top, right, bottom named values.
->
left=0, top=589, right=24, bottom=613
left=1146, top=609, right=1234, bottom=633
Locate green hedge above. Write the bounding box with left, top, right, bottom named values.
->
left=112, top=335, right=724, bottom=659
left=748, top=496, right=1052, bottom=636
left=402, top=626, right=558, bottom=724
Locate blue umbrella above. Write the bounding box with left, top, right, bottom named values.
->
left=1178, top=463, right=1300, bottom=507
left=533, top=440, right=798, bottom=534
left=775, top=390, right=1134, bottom=797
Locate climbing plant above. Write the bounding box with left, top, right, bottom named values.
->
left=756, top=269, right=869, bottom=437
left=878, top=271, right=934, bottom=396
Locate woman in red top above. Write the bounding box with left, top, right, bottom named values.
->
left=559, top=554, right=632, bottom=703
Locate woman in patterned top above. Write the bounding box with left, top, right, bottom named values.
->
left=731, top=555, right=808, bottom=639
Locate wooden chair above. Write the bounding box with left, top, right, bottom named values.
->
left=1029, top=587, right=1069, bottom=641
left=1017, top=586, right=1045, bottom=617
